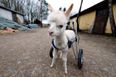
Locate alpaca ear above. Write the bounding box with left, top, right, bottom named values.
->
left=65, top=4, right=73, bottom=17
left=48, top=4, right=54, bottom=12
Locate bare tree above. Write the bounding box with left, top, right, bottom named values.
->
left=0, top=0, right=10, bottom=8
left=0, top=0, right=48, bottom=22
left=38, top=0, right=48, bottom=20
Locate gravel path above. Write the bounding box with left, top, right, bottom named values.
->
left=0, top=28, right=116, bottom=77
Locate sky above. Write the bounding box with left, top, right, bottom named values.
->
left=34, top=0, right=104, bottom=15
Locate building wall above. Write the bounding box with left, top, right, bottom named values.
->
left=70, top=11, right=96, bottom=31
left=70, top=3, right=116, bottom=35
left=105, top=18, right=112, bottom=33
left=79, top=11, right=96, bottom=31
left=0, top=7, right=24, bottom=24
left=0, top=8, right=13, bottom=20
left=16, top=14, right=24, bottom=24
left=70, top=11, right=96, bottom=32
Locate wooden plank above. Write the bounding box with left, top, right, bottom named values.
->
left=92, top=8, right=109, bottom=34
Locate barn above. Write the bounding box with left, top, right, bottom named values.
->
left=0, top=5, right=24, bottom=24
left=70, top=0, right=116, bottom=35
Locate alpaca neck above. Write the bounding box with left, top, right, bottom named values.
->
left=54, top=32, right=67, bottom=48
left=55, top=32, right=64, bottom=42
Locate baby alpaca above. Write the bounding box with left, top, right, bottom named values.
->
left=48, top=4, right=76, bottom=74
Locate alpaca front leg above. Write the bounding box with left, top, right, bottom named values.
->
left=60, top=52, right=62, bottom=58
left=62, top=52, right=68, bottom=74
left=50, top=49, right=57, bottom=67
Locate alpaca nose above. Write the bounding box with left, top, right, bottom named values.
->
left=49, top=32, right=53, bottom=35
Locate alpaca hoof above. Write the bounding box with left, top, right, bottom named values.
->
left=59, top=55, right=62, bottom=59
left=50, top=64, right=53, bottom=68
left=65, top=71, right=68, bottom=74
left=59, top=53, right=62, bottom=59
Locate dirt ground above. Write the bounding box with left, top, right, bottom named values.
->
left=0, top=28, right=116, bottom=77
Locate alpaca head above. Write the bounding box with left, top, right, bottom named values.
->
left=48, top=4, right=73, bottom=37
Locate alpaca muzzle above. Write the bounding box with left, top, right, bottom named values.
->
left=49, top=32, right=53, bottom=36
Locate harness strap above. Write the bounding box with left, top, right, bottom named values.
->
left=52, top=39, right=60, bottom=50
left=51, top=36, right=77, bottom=50
left=67, top=40, right=72, bottom=48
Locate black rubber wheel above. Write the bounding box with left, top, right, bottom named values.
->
left=77, top=49, right=83, bottom=69
left=49, top=47, right=53, bottom=58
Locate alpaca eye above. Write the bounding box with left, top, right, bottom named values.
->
left=58, top=25, right=63, bottom=28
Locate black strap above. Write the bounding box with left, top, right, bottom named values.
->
left=51, top=38, right=77, bottom=50
left=52, top=39, right=60, bottom=50
left=67, top=41, right=72, bottom=49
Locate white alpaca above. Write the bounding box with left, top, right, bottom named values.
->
left=48, top=4, right=76, bottom=74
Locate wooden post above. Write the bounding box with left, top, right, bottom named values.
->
left=108, top=0, right=116, bottom=36
left=76, top=0, right=83, bottom=32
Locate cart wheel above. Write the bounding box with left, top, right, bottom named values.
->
left=77, top=49, right=83, bottom=69
left=49, top=47, right=53, bottom=58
